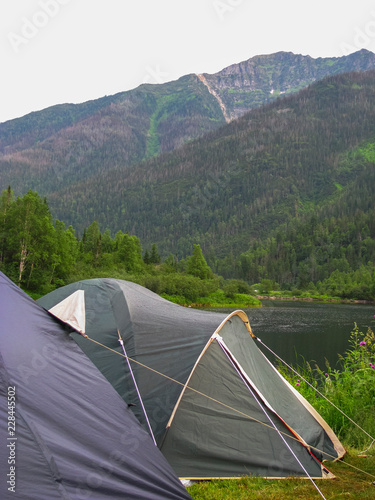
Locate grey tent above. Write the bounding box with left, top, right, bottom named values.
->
left=0, top=272, right=192, bottom=500
left=38, top=278, right=346, bottom=480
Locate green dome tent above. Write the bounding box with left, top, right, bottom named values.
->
left=0, top=272, right=192, bottom=500
left=38, top=278, right=346, bottom=480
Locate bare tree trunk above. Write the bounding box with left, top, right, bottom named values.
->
left=18, top=242, right=27, bottom=286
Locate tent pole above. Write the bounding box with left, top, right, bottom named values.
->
left=117, top=331, right=157, bottom=446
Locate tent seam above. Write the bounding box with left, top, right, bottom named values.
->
left=12, top=403, right=72, bottom=499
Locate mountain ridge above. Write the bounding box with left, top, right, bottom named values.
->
left=43, top=70, right=375, bottom=265
left=200, top=48, right=375, bottom=120
left=1, top=50, right=375, bottom=200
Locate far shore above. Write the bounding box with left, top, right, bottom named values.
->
left=256, top=295, right=375, bottom=305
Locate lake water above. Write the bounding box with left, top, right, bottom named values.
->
left=212, top=301, right=374, bottom=369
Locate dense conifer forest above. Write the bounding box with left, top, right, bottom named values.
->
left=0, top=188, right=260, bottom=306
left=1, top=186, right=374, bottom=301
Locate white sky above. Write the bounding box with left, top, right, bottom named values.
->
left=1, top=0, right=375, bottom=123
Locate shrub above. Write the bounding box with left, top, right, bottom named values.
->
left=279, top=324, right=375, bottom=449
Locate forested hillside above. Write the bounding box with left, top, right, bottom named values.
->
left=45, top=71, right=375, bottom=274
left=237, top=144, right=375, bottom=297
left=1, top=186, right=373, bottom=301
left=0, top=75, right=224, bottom=195
left=0, top=189, right=261, bottom=307
left=1, top=50, right=375, bottom=199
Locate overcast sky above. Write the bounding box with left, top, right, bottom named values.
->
left=1, top=0, right=375, bottom=123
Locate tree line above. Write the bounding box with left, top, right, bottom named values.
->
left=1, top=188, right=252, bottom=304
left=0, top=188, right=76, bottom=290
left=1, top=186, right=374, bottom=301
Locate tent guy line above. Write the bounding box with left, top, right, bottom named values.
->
left=82, top=335, right=314, bottom=442
left=218, top=337, right=327, bottom=500
left=256, top=337, right=375, bottom=444
left=81, top=330, right=375, bottom=481
left=359, top=439, right=375, bottom=455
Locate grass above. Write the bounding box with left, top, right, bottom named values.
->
left=278, top=325, right=375, bottom=449
left=161, top=290, right=262, bottom=308
left=146, top=109, right=161, bottom=158
left=188, top=453, right=375, bottom=499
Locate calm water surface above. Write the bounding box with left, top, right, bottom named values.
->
left=212, top=301, right=374, bottom=369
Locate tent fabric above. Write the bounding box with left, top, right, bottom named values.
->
left=38, top=278, right=345, bottom=480
left=49, top=289, right=86, bottom=334
left=0, top=272, right=191, bottom=500
left=161, top=339, right=327, bottom=479
left=38, top=279, right=228, bottom=440
left=209, top=313, right=345, bottom=462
